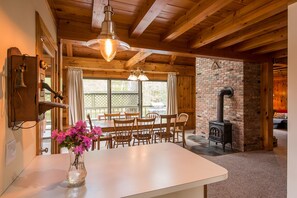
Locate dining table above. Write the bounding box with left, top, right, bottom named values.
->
left=94, top=118, right=187, bottom=148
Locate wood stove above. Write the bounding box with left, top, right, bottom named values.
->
left=209, top=87, right=234, bottom=151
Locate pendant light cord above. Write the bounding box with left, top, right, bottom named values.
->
left=107, top=0, right=110, bottom=6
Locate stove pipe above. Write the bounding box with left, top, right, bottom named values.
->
left=217, top=87, right=234, bottom=122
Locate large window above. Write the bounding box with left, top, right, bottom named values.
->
left=111, top=80, right=139, bottom=113
left=142, top=81, right=167, bottom=117
left=83, top=79, right=167, bottom=119
left=83, top=79, right=108, bottom=118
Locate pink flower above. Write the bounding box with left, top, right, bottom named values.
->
left=73, top=145, right=84, bottom=155
left=56, top=133, right=66, bottom=144
left=75, top=120, right=87, bottom=130
left=51, top=129, right=59, bottom=139
left=82, top=136, right=92, bottom=149
left=92, top=126, right=102, bottom=136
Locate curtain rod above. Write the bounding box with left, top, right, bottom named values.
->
left=63, top=66, right=179, bottom=75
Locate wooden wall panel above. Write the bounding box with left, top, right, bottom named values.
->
left=273, top=74, right=287, bottom=111
left=177, top=75, right=196, bottom=130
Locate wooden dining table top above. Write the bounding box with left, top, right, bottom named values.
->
left=94, top=119, right=185, bottom=132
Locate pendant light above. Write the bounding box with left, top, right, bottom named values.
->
left=87, top=0, right=130, bottom=62
left=128, top=68, right=149, bottom=81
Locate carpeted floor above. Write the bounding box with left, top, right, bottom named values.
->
left=184, top=129, right=287, bottom=198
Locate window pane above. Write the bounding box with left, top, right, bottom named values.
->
left=111, top=80, right=139, bottom=113
left=142, top=81, right=167, bottom=116
left=83, top=79, right=108, bottom=118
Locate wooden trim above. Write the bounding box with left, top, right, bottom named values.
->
left=190, top=0, right=287, bottom=48
left=169, top=55, right=176, bottom=65
left=162, top=0, right=233, bottom=42
left=270, top=49, right=287, bottom=58
left=260, top=62, right=273, bottom=151
left=129, top=0, right=168, bottom=38
left=66, top=43, right=73, bottom=57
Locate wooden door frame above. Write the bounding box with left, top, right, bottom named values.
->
left=35, top=12, right=62, bottom=155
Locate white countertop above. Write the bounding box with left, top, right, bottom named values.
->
left=1, top=143, right=228, bottom=198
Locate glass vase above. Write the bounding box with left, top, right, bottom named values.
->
left=67, top=148, right=87, bottom=187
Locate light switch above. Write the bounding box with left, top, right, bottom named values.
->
left=6, top=140, right=16, bottom=165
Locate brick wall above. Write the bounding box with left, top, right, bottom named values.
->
left=196, top=58, right=261, bottom=151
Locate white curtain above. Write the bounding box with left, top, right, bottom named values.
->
left=68, top=68, right=85, bottom=125
left=167, top=72, right=178, bottom=115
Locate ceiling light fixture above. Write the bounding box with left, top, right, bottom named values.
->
left=128, top=67, right=149, bottom=81
left=87, top=0, right=130, bottom=62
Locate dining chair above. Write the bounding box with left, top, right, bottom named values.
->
left=124, top=112, right=140, bottom=119
left=133, top=117, right=155, bottom=146
left=87, top=114, right=112, bottom=150
left=113, top=118, right=135, bottom=148
left=174, top=113, right=189, bottom=143
left=104, top=112, right=121, bottom=120
left=145, top=112, right=160, bottom=120
left=154, top=114, right=177, bottom=143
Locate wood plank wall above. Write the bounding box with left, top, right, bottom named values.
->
left=62, top=57, right=196, bottom=130
left=273, top=73, right=287, bottom=111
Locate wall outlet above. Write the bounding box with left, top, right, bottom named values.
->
left=6, top=140, right=16, bottom=166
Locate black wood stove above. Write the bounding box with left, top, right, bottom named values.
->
left=209, top=87, right=234, bottom=151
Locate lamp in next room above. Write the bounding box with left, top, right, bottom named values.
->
left=87, top=0, right=130, bottom=62
left=128, top=68, right=149, bottom=81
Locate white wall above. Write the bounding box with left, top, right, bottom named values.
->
left=288, top=2, right=297, bottom=197
left=0, top=0, right=56, bottom=194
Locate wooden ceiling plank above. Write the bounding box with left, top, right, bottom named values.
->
left=125, top=51, right=153, bottom=69
left=129, top=0, right=169, bottom=38
left=91, top=0, right=107, bottom=30
left=190, top=0, right=288, bottom=48
left=215, top=12, right=287, bottom=49
left=235, top=27, right=287, bottom=52
left=252, top=40, right=287, bottom=54
left=162, top=0, right=233, bottom=42
left=66, top=43, right=73, bottom=57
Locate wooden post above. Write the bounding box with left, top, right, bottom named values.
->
left=260, top=62, right=273, bottom=150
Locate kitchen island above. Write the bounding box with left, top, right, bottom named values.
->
left=1, top=143, right=227, bottom=198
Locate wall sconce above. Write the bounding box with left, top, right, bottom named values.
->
left=128, top=67, right=149, bottom=81
left=87, top=0, right=130, bottom=62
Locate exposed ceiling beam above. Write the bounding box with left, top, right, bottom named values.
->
left=252, top=40, right=287, bottom=54
left=66, top=43, right=73, bottom=57
left=125, top=51, right=153, bottom=69
left=91, top=0, right=107, bottom=30
left=214, top=12, right=287, bottom=49
left=169, top=55, right=177, bottom=65
left=162, top=0, right=233, bottom=42
left=235, top=27, right=287, bottom=52
left=63, top=56, right=195, bottom=76
left=190, top=0, right=287, bottom=48
left=129, top=0, right=168, bottom=38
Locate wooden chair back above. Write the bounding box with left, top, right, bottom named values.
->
left=113, top=118, right=135, bottom=147
left=177, top=113, right=189, bottom=127
left=125, top=112, right=140, bottom=119
left=104, top=112, right=121, bottom=120
left=160, top=114, right=177, bottom=135
left=145, top=112, right=160, bottom=120
left=133, top=117, right=155, bottom=145
left=86, top=114, right=93, bottom=130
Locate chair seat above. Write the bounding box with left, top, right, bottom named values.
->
left=113, top=135, right=132, bottom=142
left=155, top=131, right=173, bottom=138
left=133, top=134, right=151, bottom=140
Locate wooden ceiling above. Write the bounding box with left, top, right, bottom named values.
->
left=48, top=0, right=288, bottom=68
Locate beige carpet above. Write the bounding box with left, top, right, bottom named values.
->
left=184, top=129, right=287, bottom=198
